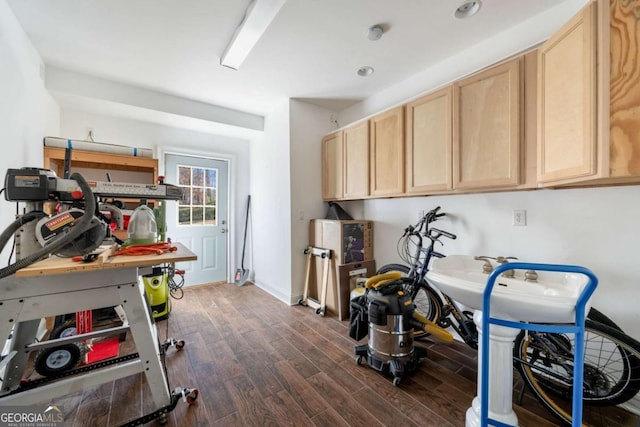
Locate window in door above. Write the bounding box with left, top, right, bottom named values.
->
left=177, top=165, right=218, bottom=226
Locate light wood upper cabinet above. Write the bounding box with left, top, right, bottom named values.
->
left=370, top=107, right=405, bottom=196
left=406, top=86, right=453, bottom=194
left=453, top=58, right=522, bottom=189
left=321, top=131, right=343, bottom=200
left=343, top=121, right=370, bottom=199
left=538, top=1, right=597, bottom=184
left=538, top=0, right=640, bottom=186
left=609, top=0, right=640, bottom=177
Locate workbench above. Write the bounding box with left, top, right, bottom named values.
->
left=0, top=243, right=197, bottom=422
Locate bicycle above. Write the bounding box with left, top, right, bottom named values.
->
left=377, top=206, right=640, bottom=426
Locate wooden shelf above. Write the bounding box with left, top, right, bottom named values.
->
left=43, top=146, right=158, bottom=182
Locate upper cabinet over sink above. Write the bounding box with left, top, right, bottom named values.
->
left=453, top=58, right=523, bottom=190
left=406, top=87, right=453, bottom=194
left=538, top=0, right=640, bottom=186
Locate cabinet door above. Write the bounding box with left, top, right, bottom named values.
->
left=537, top=1, right=597, bottom=184
left=343, top=121, right=369, bottom=199
left=321, top=131, right=343, bottom=200
left=406, top=86, right=453, bottom=194
left=453, top=58, right=522, bottom=189
left=610, top=0, right=640, bottom=177
left=370, top=107, right=405, bottom=196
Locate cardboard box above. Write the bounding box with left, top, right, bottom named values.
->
left=308, top=257, right=376, bottom=321
left=309, top=219, right=373, bottom=265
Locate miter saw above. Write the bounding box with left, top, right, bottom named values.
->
left=1, top=167, right=184, bottom=277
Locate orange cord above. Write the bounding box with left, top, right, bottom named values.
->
left=111, top=242, right=177, bottom=257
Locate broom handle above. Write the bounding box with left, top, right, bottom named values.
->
left=240, top=195, right=251, bottom=268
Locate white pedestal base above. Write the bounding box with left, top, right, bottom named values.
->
left=465, top=311, right=520, bottom=427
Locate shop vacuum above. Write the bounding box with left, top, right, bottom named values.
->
left=350, top=272, right=433, bottom=386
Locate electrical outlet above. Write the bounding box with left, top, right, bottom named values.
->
left=417, top=209, right=425, bottom=221
left=513, top=209, right=527, bottom=226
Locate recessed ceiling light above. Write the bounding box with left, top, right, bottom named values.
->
left=455, top=0, right=482, bottom=19
left=367, top=25, right=384, bottom=41
left=357, top=66, right=374, bottom=77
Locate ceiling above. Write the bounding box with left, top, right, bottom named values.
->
left=8, top=0, right=572, bottom=120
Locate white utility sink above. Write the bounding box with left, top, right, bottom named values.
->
left=426, top=255, right=591, bottom=323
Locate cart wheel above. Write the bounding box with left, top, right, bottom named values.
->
left=297, top=298, right=304, bottom=305
left=156, top=413, right=168, bottom=424
left=49, top=320, right=77, bottom=339
left=186, top=388, right=199, bottom=405
left=321, top=253, right=327, bottom=258
left=315, top=307, right=323, bottom=315
left=392, top=377, right=401, bottom=387
left=355, top=355, right=363, bottom=365
left=175, top=339, right=185, bottom=351
left=34, top=344, right=82, bottom=377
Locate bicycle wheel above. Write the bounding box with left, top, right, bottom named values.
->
left=411, top=280, right=443, bottom=324
left=376, top=264, right=410, bottom=276
left=514, top=320, right=640, bottom=425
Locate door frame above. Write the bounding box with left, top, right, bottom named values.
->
left=158, top=146, right=236, bottom=283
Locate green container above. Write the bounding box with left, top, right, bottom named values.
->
left=142, top=267, right=170, bottom=320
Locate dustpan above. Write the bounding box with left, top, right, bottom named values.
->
left=235, top=195, right=251, bottom=286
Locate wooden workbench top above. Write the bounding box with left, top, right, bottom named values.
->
left=15, top=242, right=197, bottom=277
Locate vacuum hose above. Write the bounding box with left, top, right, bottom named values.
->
left=0, top=172, right=97, bottom=279
left=411, top=312, right=454, bottom=342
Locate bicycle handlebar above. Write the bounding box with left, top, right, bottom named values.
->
left=401, top=208, right=456, bottom=246
left=394, top=206, right=455, bottom=274
left=430, top=227, right=457, bottom=240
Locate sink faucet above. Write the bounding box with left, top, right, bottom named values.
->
left=524, top=270, right=538, bottom=282
left=474, top=256, right=495, bottom=274
left=496, top=256, right=518, bottom=278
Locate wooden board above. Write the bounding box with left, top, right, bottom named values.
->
left=609, top=0, right=640, bottom=177
left=16, top=242, right=197, bottom=277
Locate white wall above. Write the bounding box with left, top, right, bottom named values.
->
left=289, top=100, right=338, bottom=298
left=59, top=109, right=251, bottom=283
left=250, top=100, right=293, bottom=303
left=0, top=0, right=60, bottom=266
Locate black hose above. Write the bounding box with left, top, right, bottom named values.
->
left=0, top=173, right=97, bottom=279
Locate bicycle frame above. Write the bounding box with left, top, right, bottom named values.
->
left=399, top=213, right=478, bottom=348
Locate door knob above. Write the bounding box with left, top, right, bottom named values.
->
left=220, top=228, right=227, bottom=234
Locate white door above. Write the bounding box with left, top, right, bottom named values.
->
left=164, top=154, right=229, bottom=285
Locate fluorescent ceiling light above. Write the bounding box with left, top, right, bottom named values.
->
left=220, top=0, right=286, bottom=70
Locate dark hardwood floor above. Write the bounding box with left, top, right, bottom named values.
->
left=36, top=283, right=640, bottom=426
